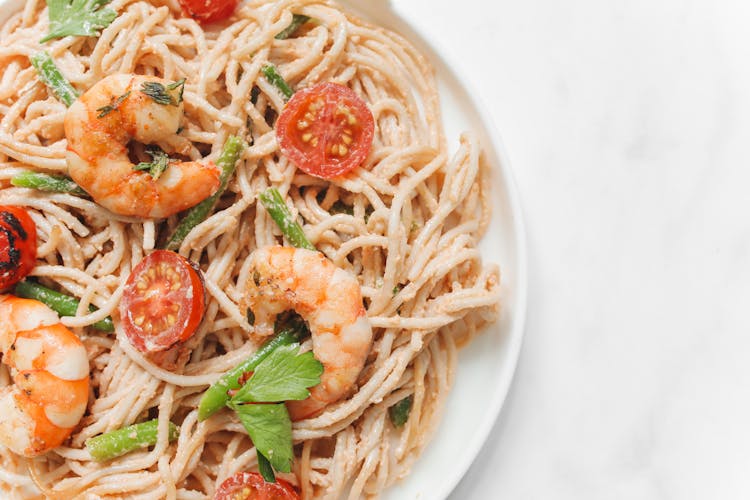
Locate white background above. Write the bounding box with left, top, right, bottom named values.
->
left=393, top=1, right=750, bottom=499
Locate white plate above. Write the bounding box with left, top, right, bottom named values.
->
left=0, top=1, right=527, bottom=498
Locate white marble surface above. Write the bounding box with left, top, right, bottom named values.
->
left=391, top=0, right=750, bottom=498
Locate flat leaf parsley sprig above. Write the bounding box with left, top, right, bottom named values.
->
left=226, top=343, right=323, bottom=482
left=41, top=0, right=117, bottom=43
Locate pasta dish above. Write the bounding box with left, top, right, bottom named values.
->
left=0, top=0, right=500, bottom=497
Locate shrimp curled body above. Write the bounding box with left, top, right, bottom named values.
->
left=0, top=295, right=89, bottom=457
left=64, top=74, right=220, bottom=218
left=245, top=246, right=373, bottom=420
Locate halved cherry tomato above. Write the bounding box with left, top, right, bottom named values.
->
left=178, top=0, right=238, bottom=23
left=215, top=472, right=300, bottom=500
left=276, top=82, right=375, bottom=179
left=120, top=250, right=205, bottom=353
left=0, top=206, right=36, bottom=291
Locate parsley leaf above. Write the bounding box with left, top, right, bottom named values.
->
left=232, top=403, right=294, bottom=473
left=140, top=79, right=185, bottom=106
left=134, top=145, right=170, bottom=179
left=229, top=343, right=323, bottom=403
left=41, top=0, right=117, bottom=43
left=219, top=342, right=321, bottom=477
left=257, top=449, right=276, bottom=483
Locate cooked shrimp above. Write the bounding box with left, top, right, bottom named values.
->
left=64, top=74, right=220, bottom=218
left=244, top=246, right=373, bottom=420
left=0, top=295, right=89, bottom=457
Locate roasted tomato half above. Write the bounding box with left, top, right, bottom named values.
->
left=120, top=250, right=205, bottom=353
left=214, top=472, right=300, bottom=500
left=0, top=206, right=36, bottom=291
left=276, top=82, right=375, bottom=179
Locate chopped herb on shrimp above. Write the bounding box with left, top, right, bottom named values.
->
left=65, top=74, right=220, bottom=218
left=133, top=145, right=171, bottom=180
left=140, top=79, right=185, bottom=106
left=96, top=90, right=130, bottom=118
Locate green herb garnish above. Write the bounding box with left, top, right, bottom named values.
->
left=388, top=396, right=413, bottom=427
left=41, top=0, right=117, bottom=43
left=232, top=403, right=294, bottom=473
left=230, top=344, right=323, bottom=403
left=226, top=343, right=323, bottom=476
left=96, top=90, right=130, bottom=118
left=257, top=449, right=276, bottom=483
left=140, top=79, right=185, bottom=106
left=134, top=145, right=170, bottom=179
left=197, top=318, right=307, bottom=421
left=167, top=78, right=186, bottom=103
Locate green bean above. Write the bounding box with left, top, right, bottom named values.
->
left=14, top=280, right=114, bottom=332
left=388, top=396, right=413, bottom=427
left=198, top=327, right=303, bottom=421
left=85, top=419, right=179, bottom=462
left=164, top=136, right=245, bottom=251
left=261, top=65, right=294, bottom=100
left=275, top=14, right=311, bottom=40
left=29, top=52, right=79, bottom=107
left=11, top=171, right=88, bottom=196
left=258, top=187, right=315, bottom=251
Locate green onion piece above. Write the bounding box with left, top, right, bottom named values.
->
left=29, top=52, right=79, bottom=107
left=261, top=65, right=294, bottom=100
left=164, top=136, right=245, bottom=251
left=14, top=280, right=114, bottom=332
left=275, top=14, right=311, bottom=40
left=11, top=171, right=88, bottom=196
left=197, top=327, right=304, bottom=421
left=257, top=449, right=276, bottom=483
left=258, top=187, right=315, bottom=250
left=388, top=396, right=413, bottom=427
left=85, top=419, right=179, bottom=462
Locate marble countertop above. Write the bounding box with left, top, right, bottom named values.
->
left=391, top=0, right=750, bottom=498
